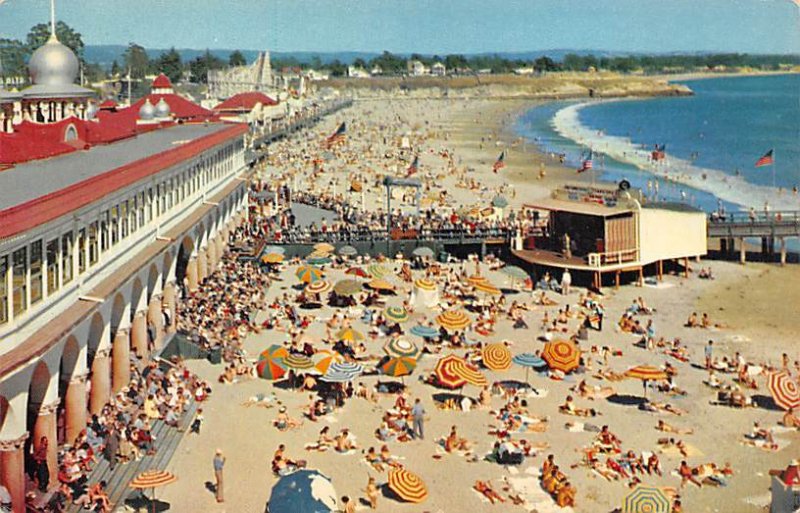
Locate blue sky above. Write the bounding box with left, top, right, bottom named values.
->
left=1, top=0, right=798, bottom=54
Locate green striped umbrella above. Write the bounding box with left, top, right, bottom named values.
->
left=381, top=356, right=418, bottom=378
left=501, top=266, right=529, bottom=281
left=622, top=486, right=670, bottom=513
left=284, top=353, right=315, bottom=370
left=384, top=306, right=410, bottom=323
left=367, top=263, right=390, bottom=279
left=333, top=279, right=363, bottom=297
left=384, top=338, right=421, bottom=359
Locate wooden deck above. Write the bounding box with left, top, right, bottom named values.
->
left=512, top=248, right=643, bottom=273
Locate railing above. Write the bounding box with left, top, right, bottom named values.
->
left=707, top=210, right=800, bottom=238
left=266, top=226, right=514, bottom=245
left=587, top=248, right=640, bottom=268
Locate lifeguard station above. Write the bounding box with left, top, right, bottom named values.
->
left=513, top=182, right=707, bottom=288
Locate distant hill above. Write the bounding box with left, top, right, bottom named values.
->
left=83, top=45, right=676, bottom=69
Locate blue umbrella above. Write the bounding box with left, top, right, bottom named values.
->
left=410, top=325, right=439, bottom=339
left=512, top=353, right=547, bottom=384
left=327, top=361, right=363, bottom=375
left=320, top=370, right=358, bottom=383
left=268, top=469, right=337, bottom=513
left=512, top=353, right=547, bottom=368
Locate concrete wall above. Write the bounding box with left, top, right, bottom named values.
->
left=638, top=208, right=707, bottom=265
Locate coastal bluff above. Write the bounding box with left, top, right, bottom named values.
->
left=316, top=73, right=694, bottom=100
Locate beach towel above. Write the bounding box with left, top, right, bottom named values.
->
left=504, top=469, right=575, bottom=513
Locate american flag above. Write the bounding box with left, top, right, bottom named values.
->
left=577, top=150, right=593, bottom=173
left=407, top=155, right=419, bottom=175
left=323, top=122, right=347, bottom=148
left=755, top=149, right=774, bottom=167
left=492, top=150, right=506, bottom=173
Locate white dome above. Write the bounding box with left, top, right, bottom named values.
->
left=139, top=99, right=156, bottom=120
left=155, top=97, right=171, bottom=118
left=28, top=34, right=79, bottom=86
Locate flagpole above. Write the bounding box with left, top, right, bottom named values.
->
left=772, top=150, right=776, bottom=189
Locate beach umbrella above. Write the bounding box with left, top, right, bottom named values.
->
left=261, top=253, right=284, bottom=264
left=321, top=370, right=358, bottom=383
left=328, top=361, right=364, bottom=375
left=268, top=469, right=337, bottom=513
left=259, top=344, right=289, bottom=361
left=367, top=278, right=395, bottom=291
left=480, top=207, right=495, bottom=218
left=501, top=266, right=528, bottom=281
left=466, top=274, right=489, bottom=287
left=512, top=352, right=547, bottom=383
left=313, top=242, right=335, bottom=253
left=129, top=470, right=178, bottom=513
left=296, top=265, right=324, bottom=284
left=333, top=279, right=363, bottom=297
left=313, top=350, right=343, bottom=375
left=473, top=281, right=502, bottom=296
left=381, top=356, right=418, bottom=378
left=256, top=357, right=287, bottom=381
left=345, top=267, right=369, bottom=278
left=336, top=327, right=364, bottom=343
left=338, top=245, right=358, bottom=257
left=542, top=339, right=581, bottom=374
left=306, top=255, right=333, bottom=266
left=622, top=485, right=670, bottom=513
left=453, top=362, right=488, bottom=387
left=410, top=325, right=439, bottom=339
left=305, top=280, right=332, bottom=296
left=768, top=370, right=800, bottom=411
left=384, top=338, right=421, bottom=359
left=436, top=310, right=471, bottom=332
left=491, top=195, right=509, bottom=208
left=384, top=306, right=409, bottom=323
left=413, top=278, right=437, bottom=291
left=387, top=468, right=428, bottom=504
left=367, top=263, right=390, bottom=279
left=434, top=354, right=468, bottom=389
left=263, top=245, right=286, bottom=255
left=482, top=343, right=512, bottom=371
left=412, top=246, right=435, bottom=258
left=284, top=353, right=315, bottom=370
left=625, top=365, right=667, bottom=398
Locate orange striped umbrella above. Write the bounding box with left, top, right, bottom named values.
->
left=466, top=274, right=489, bottom=287
left=625, top=365, right=668, bottom=381
left=482, top=343, right=512, bottom=371
left=542, top=339, right=581, bottom=373
left=768, top=370, right=800, bottom=411
left=436, top=310, right=471, bottom=332
left=313, top=349, right=343, bottom=374
left=414, top=278, right=437, bottom=291
left=305, top=279, right=332, bottom=296
left=473, top=281, right=501, bottom=296
left=434, top=354, right=467, bottom=389
left=130, top=469, right=178, bottom=513
left=387, top=468, right=428, bottom=503
left=130, top=470, right=177, bottom=489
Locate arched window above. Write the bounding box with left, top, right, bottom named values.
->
left=64, top=124, right=79, bottom=142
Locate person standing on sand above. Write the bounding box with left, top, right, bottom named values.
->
left=213, top=449, right=225, bottom=503
left=412, top=398, right=426, bottom=440
left=561, top=269, right=571, bottom=296
left=365, top=476, right=379, bottom=509
left=704, top=340, right=713, bottom=370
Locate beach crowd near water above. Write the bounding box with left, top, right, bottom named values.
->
left=74, top=97, right=796, bottom=513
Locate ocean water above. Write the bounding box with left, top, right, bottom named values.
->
left=515, top=74, right=800, bottom=213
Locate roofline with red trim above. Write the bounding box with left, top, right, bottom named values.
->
left=0, top=123, right=247, bottom=240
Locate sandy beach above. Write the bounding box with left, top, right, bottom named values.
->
left=157, top=97, right=798, bottom=513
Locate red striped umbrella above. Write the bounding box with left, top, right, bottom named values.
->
left=768, top=370, right=800, bottom=411
left=625, top=365, right=668, bottom=381
left=453, top=362, right=488, bottom=387
left=305, top=280, right=332, bottom=296
left=434, top=354, right=467, bottom=389
left=542, top=339, right=581, bottom=374
left=482, top=343, right=512, bottom=371
left=387, top=468, right=428, bottom=503
left=130, top=470, right=178, bottom=513
left=259, top=344, right=289, bottom=361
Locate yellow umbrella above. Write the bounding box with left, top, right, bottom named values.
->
left=336, top=327, right=365, bottom=343
left=367, top=278, right=395, bottom=291
left=436, top=310, right=471, bottom=331
left=473, top=281, right=501, bottom=296
left=313, top=242, right=335, bottom=253
left=414, top=278, right=437, bottom=291
left=261, top=253, right=284, bottom=264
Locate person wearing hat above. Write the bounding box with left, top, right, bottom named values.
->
left=213, top=449, right=225, bottom=503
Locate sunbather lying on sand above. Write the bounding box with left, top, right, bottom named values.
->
left=473, top=480, right=505, bottom=504
left=656, top=420, right=694, bottom=435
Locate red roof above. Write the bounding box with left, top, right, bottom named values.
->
left=130, top=94, right=213, bottom=121
left=0, top=119, right=88, bottom=165
left=99, top=99, right=118, bottom=109
left=0, top=123, right=247, bottom=239
left=152, top=73, right=173, bottom=89
left=213, top=92, right=278, bottom=113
